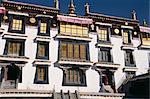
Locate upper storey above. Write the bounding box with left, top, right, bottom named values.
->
left=0, top=0, right=59, bottom=38
left=55, top=0, right=93, bottom=41
left=2, top=0, right=59, bottom=15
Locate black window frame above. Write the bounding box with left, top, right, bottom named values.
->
left=97, top=25, right=111, bottom=43
left=122, top=29, right=132, bottom=44
left=4, top=39, right=25, bottom=56
left=36, top=41, right=49, bottom=60
left=8, top=15, right=25, bottom=34
left=59, top=22, right=89, bottom=37
left=98, top=47, right=112, bottom=63
left=102, top=70, right=114, bottom=86
left=140, top=32, right=150, bottom=45
left=59, top=41, right=89, bottom=61
left=124, top=50, right=135, bottom=66
left=37, top=18, right=51, bottom=36
left=34, top=65, right=49, bottom=84
left=62, top=67, right=86, bottom=86
left=141, top=32, right=150, bottom=40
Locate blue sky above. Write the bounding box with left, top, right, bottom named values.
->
left=13, top=0, right=149, bottom=26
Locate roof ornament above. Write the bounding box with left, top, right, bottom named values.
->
left=143, top=19, right=148, bottom=27
left=85, top=3, right=90, bottom=15
left=131, top=10, right=137, bottom=20
left=54, top=0, right=59, bottom=9
left=69, top=0, right=76, bottom=16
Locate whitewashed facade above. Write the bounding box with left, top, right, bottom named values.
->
left=0, top=0, right=149, bottom=99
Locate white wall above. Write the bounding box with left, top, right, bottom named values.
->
left=0, top=23, right=149, bottom=92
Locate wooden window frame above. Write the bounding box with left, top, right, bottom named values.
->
left=62, top=67, right=86, bottom=86
left=34, top=66, right=49, bottom=84
left=36, top=41, right=49, bottom=60
left=102, top=70, right=116, bottom=92
left=8, top=15, right=25, bottom=34
left=123, top=30, right=132, bottom=44
left=124, top=50, right=135, bottom=66
left=59, top=41, right=88, bottom=61
left=4, top=39, right=25, bottom=56
left=141, top=33, right=150, bottom=40
left=141, top=32, right=150, bottom=46
left=97, top=26, right=110, bottom=42
left=98, top=48, right=112, bottom=62
left=38, top=18, right=50, bottom=36
left=98, top=28, right=108, bottom=41
left=59, top=22, right=88, bottom=37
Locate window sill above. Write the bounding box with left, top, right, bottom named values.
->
left=94, top=62, right=120, bottom=70
left=138, top=45, right=150, bottom=50
left=2, top=32, right=27, bottom=40
left=35, top=36, right=51, bottom=42
left=8, top=30, right=25, bottom=34
left=123, top=67, right=138, bottom=72
left=0, top=55, right=29, bottom=63
left=121, top=44, right=136, bottom=50
left=33, top=59, right=51, bottom=66
left=56, top=60, right=93, bottom=66
left=34, top=81, right=49, bottom=84
left=0, top=63, right=25, bottom=67
left=55, top=34, right=92, bottom=42
left=37, top=33, right=50, bottom=37
left=96, top=42, right=113, bottom=48
left=62, top=83, right=87, bottom=86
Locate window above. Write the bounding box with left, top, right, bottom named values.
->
left=36, top=42, right=49, bottom=59
left=0, top=63, right=22, bottom=89
left=123, top=30, right=131, bottom=44
left=98, top=27, right=109, bottom=41
left=34, top=66, right=49, bottom=84
left=60, top=22, right=88, bottom=37
left=12, top=19, right=22, bottom=31
left=125, top=50, right=135, bottom=66
left=38, top=19, right=50, bottom=36
left=8, top=16, right=25, bottom=34
left=98, top=48, right=112, bottom=62
left=63, top=68, right=86, bottom=86
left=60, top=42, right=87, bottom=60
left=101, top=69, right=116, bottom=93
left=141, top=33, right=150, bottom=46
left=40, top=23, right=47, bottom=33
left=4, top=40, right=24, bottom=56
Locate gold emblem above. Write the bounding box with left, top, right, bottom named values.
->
left=125, top=22, right=128, bottom=25
left=134, top=31, right=137, bottom=35
left=30, top=18, right=36, bottom=23
left=3, top=16, right=8, bottom=20
left=114, top=28, right=119, bottom=34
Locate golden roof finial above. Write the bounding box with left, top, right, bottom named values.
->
left=69, top=0, right=76, bottom=16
